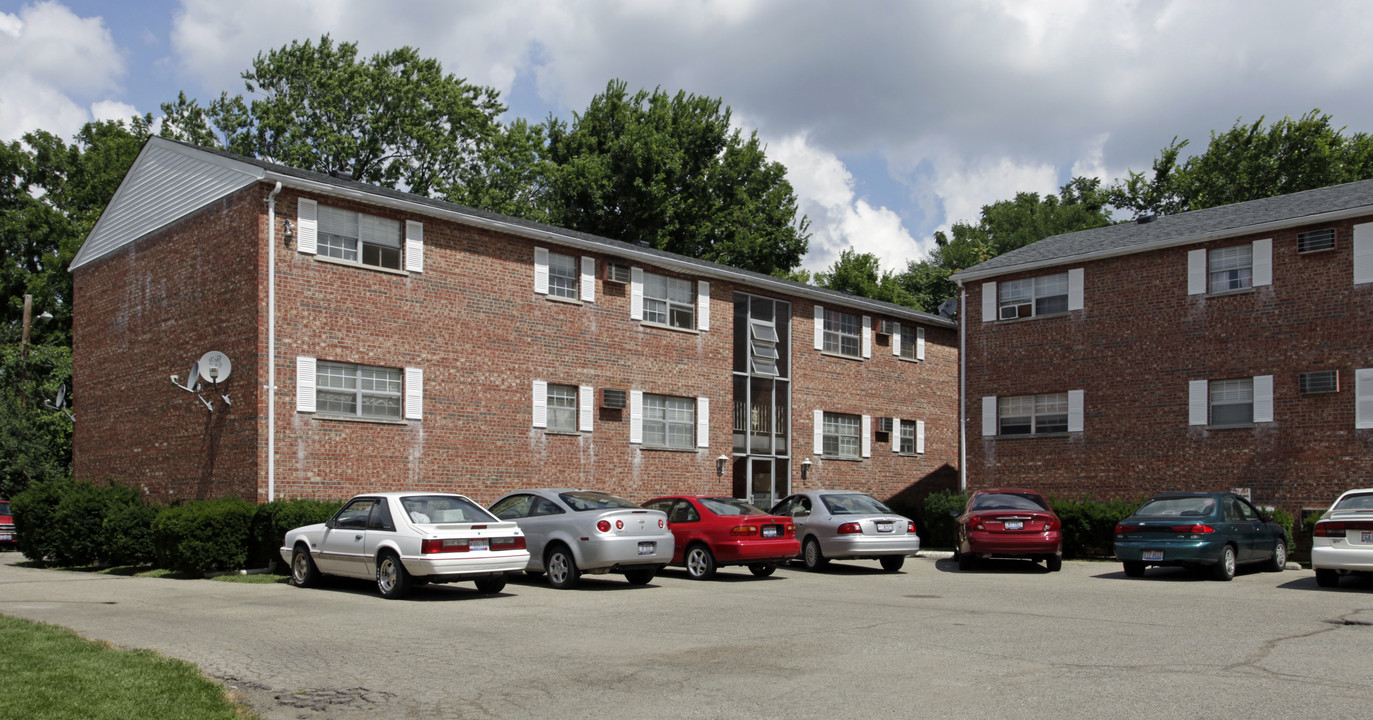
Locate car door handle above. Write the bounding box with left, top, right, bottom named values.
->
left=355, top=534, right=363, bottom=541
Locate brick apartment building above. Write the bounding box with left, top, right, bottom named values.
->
left=70, top=137, right=958, bottom=510
left=951, top=180, right=1373, bottom=515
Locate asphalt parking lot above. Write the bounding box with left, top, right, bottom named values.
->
left=3, top=554, right=1372, bottom=719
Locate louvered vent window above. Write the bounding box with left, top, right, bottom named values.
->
left=1299, top=370, right=1339, bottom=395
left=1297, top=228, right=1337, bottom=253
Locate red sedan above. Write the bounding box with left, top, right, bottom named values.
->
left=956, top=488, right=1062, bottom=572
left=642, top=495, right=799, bottom=579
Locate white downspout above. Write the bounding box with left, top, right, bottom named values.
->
left=957, top=279, right=967, bottom=493
left=266, top=181, right=282, bottom=501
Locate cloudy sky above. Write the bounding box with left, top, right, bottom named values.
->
left=5, top=0, right=1373, bottom=273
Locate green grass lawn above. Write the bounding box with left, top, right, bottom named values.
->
left=0, top=615, right=260, bottom=720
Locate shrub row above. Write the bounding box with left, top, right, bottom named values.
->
left=10, top=478, right=341, bottom=575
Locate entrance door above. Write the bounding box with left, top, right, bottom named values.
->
left=747, top=458, right=789, bottom=511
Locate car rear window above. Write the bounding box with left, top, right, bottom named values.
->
left=401, top=495, right=495, bottom=524
left=972, top=493, right=1049, bottom=512
left=0, top=501, right=9, bottom=515
left=559, top=491, right=641, bottom=511
left=1135, top=497, right=1217, bottom=518
left=1332, top=493, right=1373, bottom=512
left=699, top=497, right=770, bottom=516
left=821, top=494, right=891, bottom=515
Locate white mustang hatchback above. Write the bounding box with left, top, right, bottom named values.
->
left=281, top=492, right=530, bottom=599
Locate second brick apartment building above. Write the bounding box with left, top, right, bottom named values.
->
left=70, top=137, right=959, bottom=510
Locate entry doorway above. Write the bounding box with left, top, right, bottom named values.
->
left=733, top=457, right=790, bottom=511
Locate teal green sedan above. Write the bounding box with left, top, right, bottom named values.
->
left=1113, top=492, right=1287, bottom=581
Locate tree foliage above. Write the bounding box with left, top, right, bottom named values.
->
left=815, top=249, right=916, bottom=308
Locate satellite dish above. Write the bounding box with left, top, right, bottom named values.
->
left=186, top=361, right=201, bottom=392
left=198, top=351, right=231, bottom=384
left=938, top=297, right=959, bottom=320
left=55, top=383, right=66, bottom=409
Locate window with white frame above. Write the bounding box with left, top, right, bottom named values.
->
left=547, top=252, right=579, bottom=300
left=318, top=206, right=402, bottom=270
left=897, top=322, right=920, bottom=361
left=750, top=320, right=781, bottom=376
left=823, top=309, right=860, bottom=357
left=898, top=419, right=916, bottom=454
left=644, top=394, right=695, bottom=449
left=1208, top=245, right=1253, bottom=294
left=1209, top=378, right=1253, bottom=426
left=823, top=412, right=861, bottom=458
left=547, top=384, right=578, bottom=432
left=998, top=393, right=1068, bottom=435
left=317, top=362, right=403, bottom=419
left=998, top=273, right=1068, bottom=320
left=644, top=273, right=695, bottom=329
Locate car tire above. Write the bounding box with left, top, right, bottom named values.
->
left=685, top=544, right=717, bottom=580
left=879, top=556, right=905, bottom=572
left=1266, top=539, right=1287, bottom=572
left=376, top=551, right=412, bottom=599
left=1046, top=555, right=1063, bottom=572
left=1122, top=561, right=1145, bottom=578
left=545, top=546, right=580, bottom=590
left=623, top=569, right=655, bottom=585
left=802, top=538, right=828, bottom=571
left=748, top=563, right=776, bottom=577
left=290, top=545, right=320, bottom=588
left=1315, top=568, right=1340, bottom=588
left=474, top=577, right=506, bottom=594
left=1212, top=545, right=1236, bottom=581
left=958, top=552, right=974, bottom=572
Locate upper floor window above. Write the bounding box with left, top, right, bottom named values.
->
left=547, top=252, right=579, bottom=300
left=998, top=393, right=1067, bottom=435
left=897, top=322, right=920, bottom=361
left=823, top=412, right=861, bottom=458
left=319, top=206, right=402, bottom=270
left=823, top=309, right=860, bottom=357
left=317, top=361, right=403, bottom=419
left=547, top=384, right=579, bottom=432
left=644, top=273, right=695, bottom=329
left=1208, top=245, right=1252, bottom=294
left=644, top=394, right=695, bottom=449
left=999, top=273, right=1068, bottom=320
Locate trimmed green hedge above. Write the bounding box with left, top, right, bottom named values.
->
left=915, top=490, right=966, bottom=549
left=250, top=498, right=343, bottom=568
left=1050, top=497, right=1141, bottom=559
left=152, top=497, right=255, bottom=575
left=12, top=479, right=156, bottom=567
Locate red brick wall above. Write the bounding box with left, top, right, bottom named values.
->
left=966, top=218, right=1373, bottom=513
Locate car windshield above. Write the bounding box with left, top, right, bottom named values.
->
left=1332, top=493, right=1373, bottom=512
left=821, top=494, right=891, bottom=515
left=559, top=491, right=641, bottom=511
left=0, top=501, right=9, bottom=515
left=400, top=495, right=494, bottom=524
left=1134, top=496, right=1217, bottom=518
left=699, top=497, right=770, bottom=516
left=972, top=493, right=1049, bottom=512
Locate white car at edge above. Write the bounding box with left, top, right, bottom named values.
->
left=281, top=492, right=529, bottom=599
left=1312, top=487, right=1373, bottom=588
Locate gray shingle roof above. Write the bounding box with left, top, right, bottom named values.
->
left=951, top=178, right=1373, bottom=281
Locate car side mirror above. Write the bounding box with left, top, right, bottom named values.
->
left=949, top=510, right=959, bottom=518
left=1261, top=514, right=1274, bottom=523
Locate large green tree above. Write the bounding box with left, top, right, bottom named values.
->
left=814, top=249, right=916, bottom=308
left=543, top=80, right=810, bottom=275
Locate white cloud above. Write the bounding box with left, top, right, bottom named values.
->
left=90, top=100, right=140, bottom=124
left=925, top=152, right=1060, bottom=241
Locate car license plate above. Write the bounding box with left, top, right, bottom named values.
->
left=1363, top=532, right=1373, bottom=544
left=1143, top=550, right=1164, bottom=561
left=638, top=542, right=655, bottom=555
left=0, top=533, right=10, bottom=541
left=876, top=521, right=893, bottom=533
left=762, top=526, right=779, bottom=538
left=1005, top=521, right=1023, bottom=530
left=469, top=539, right=489, bottom=552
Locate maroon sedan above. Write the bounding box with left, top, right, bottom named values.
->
left=0, top=499, right=15, bottom=548
left=956, top=489, right=1062, bottom=571
left=642, top=495, right=799, bottom=579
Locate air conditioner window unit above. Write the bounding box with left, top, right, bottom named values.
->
left=878, top=319, right=898, bottom=335
left=877, top=417, right=894, bottom=433
left=999, top=304, right=1029, bottom=320
left=602, top=388, right=627, bottom=409
left=606, top=262, right=631, bottom=284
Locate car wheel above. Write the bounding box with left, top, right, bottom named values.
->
left=623, top=569, right=655, bottom=585
left=376, top=551, right=412, bottom=599
left=685, top=544, right=717, bottom=580
left=1315, top=568, right=1340, bottom=588
left=1046, top=555, right=1063, bottom=572
left=1122, top=561, right=1145, bottom=578
left=802, top=538, right=828, bottom=571
left=958, top=552, right=974, bottom=571
left=545, top=546, right=580, bottom=590
left=880, top=556, right=905, bottom=572
left=474, top=577, right=506, bottom=594
left=1266, top=539, right=1287, bottom=572
left=748, top=563, right=776, bottom=577
left=290, top=545, right=320, bottom=588
left=1212, top=545, right=1236, bottom=581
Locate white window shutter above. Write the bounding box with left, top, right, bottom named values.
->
left=892, top=326, right=901, bottom=357
left=531, top=380, right=547, bottom=428
left=1067, top=389, right=1084, bottom=432
left=296, top=199, right=317, bottom=255
left=814, top=306, right=824, bottom=350
left=892, top=419, right=902, bottom=453
left=1187, top=249, right=1206, bottom=295
left=981, top=281, right=996, bottom=322
left=862, top=316, right=872, bottom=359
left=861, top=415, right=872, bottom=457
left=1356, top=368, right=1373, bottom=429
left=1251, top=239, right=1272, bottom=287
left=698, top=281, right=710, bottom=331
left=916, top=327, right=926, bottom=361
left=581, top=257, right=596, bottom=302
left=296, top=356, right=316, bottom=413
left=405, top=221, right=424, bottom=273
left=631, top=267, right=644, bottom=320
left=579, top=385, right=594, bottom=432
left=1068, top=268, right=1084, bottom=311
left=1355, top=223, right=1373, bottom=285
left=981, top=396, right=997, bottom=437
left=696, top=397, right=710, bottom=447
left=1189, top=380, right=1209, bottom=426
left=534, top=247, right=549, bottom=295
left=1253, top=375, right=1274, bottom=423
left=813, top=409, right=824, bottom=454
left=404, top=368, right=423, bottom=420
left=916, top=420, right=926, bottom=454
left=629, top=390, right=644, bottom=444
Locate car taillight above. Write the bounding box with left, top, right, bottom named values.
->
left=1115, top=524, right=1140, bottom=534
left=730, top=525, right=758, bottom=536
left=422, top=539, right=470, bottom=554
left=837, top=522, right=862, bottom=534
left=1314, top=522, right=1345, bottom=537
left=659, top=518, right=665, bottom=528
left=785, top=523, right=795, bottom=536
left=490, top=536, right=526, bottom=550
left=1169, top=524, right=1215, bottom=534
left=596, top=520, right=612, bottom=533
left=615, top=519, right=624, bottom=530
left=907, top=521, right=917, bottom=534
left=1042, top=519, right=1058, bottom=532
